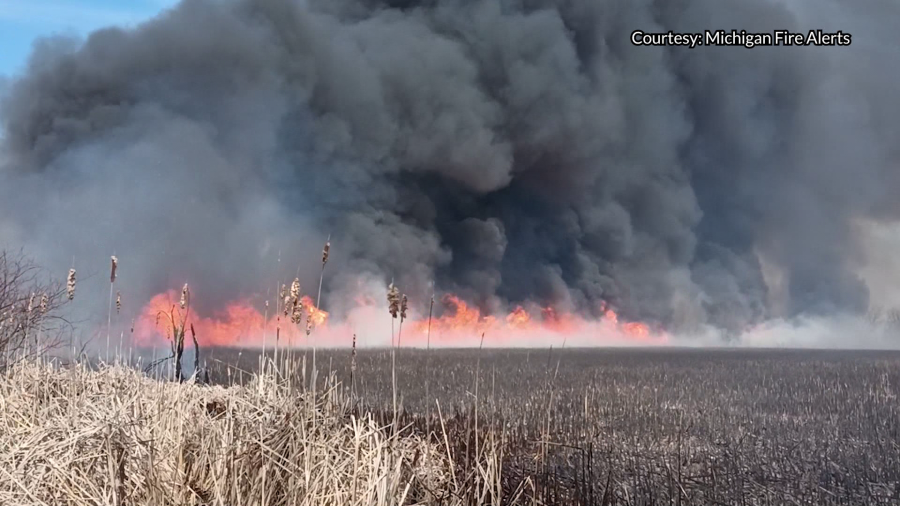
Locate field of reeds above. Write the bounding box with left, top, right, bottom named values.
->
left=3, top=345, right=900, bottom=505
left=193, top=346, right=900, bottom=506
left=0, top=356, right=510, bottom=506
left=3, top=248, right=900, bottom=505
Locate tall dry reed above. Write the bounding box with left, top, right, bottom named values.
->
left=387, top=281, right=400, bottom=428
left=0, top=360, right=466, bottom=506
left=107, top=255, right=118, bottom=364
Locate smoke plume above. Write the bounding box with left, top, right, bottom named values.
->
left=1, top=0, right=899, bottom=338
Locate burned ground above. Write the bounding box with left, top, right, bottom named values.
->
left=189, top=347, right=900, bottom=505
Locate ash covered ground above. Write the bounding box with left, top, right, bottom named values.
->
left=172, top=346, right=900, bottom=505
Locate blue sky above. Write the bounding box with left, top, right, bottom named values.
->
left=0, top=0, right=178, bottom=76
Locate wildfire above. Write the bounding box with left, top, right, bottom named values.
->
left=134, top=290, right=328, bottom=348
left=506, top=306, right=531, bottom=328
left=301, top=296, right=328, bottom=326
left=621, top=322, right=650, bottom=338
left=405, top=294, right=663, bottom=346
left=133, top=287, right=664, bottom=349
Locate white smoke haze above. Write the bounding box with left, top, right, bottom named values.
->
left=676, top=316, right=900, bottom=350
left=1, top=0, right=899, bottom=349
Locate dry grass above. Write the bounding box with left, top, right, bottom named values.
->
left=0, top=359, right=475, bottom=506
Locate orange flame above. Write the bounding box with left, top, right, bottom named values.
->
left=134, top=290, right=328, bottom=348
left=506, top=306, right=531, bottom=328
left=133, top=287, right=664, bottom=348
left=301, top=296, right=328, bottom=326
left=405, top=294, right=664, bottom=346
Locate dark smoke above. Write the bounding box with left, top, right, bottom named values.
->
left=1, top=0, right=898, bottom=335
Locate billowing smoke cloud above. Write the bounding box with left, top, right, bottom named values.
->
left=1, top=0, right=899, bottom=337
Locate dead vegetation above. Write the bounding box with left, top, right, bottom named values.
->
left=2, top=248, right=899, bottom=505
left=0, top=358, right=508, bottom=506
left=205, top=347, right=900, bottom=506
left=0, top=250, right=70, bottom=369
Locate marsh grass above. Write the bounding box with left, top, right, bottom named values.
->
left=0, top=356, right=510, bottom=506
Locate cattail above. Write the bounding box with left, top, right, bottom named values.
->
left=306, top=312, right=312, bottom=336
left=39, top=294, right=48, bottom=315
left=322, top=240, right=331, bottom=265
left=283, top=295, right=292, bottom=316
left=67, top=269, right=76, bottom=301
left=180, top=283, right=189, bottom=310
left=27, top=293, right=35, bottom=315
left=110, top=256, right=118, bottom=284
left=291, top=300, right=303, bottom=325
left=290, top=278, right=300, bottom=304
left=387, top=282, right=400, bottom=319
left=400, top=294, right=408, bottom=321
left=116, top=291, right=122, bottom=314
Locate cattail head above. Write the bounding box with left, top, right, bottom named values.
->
left=290, top=278, right=300, bottom=304
left=283, top=295, right=291, bottom=316
left=39, top=294, right=48, bottom=315
left=400, top=294, right=408, bottom=321
left=26, top=293, right=35, bottom=315
left=288, top=278, right=302, bottom=321
left=322, top=240, right=331, bottom=265
left=180, top=283, right=189, bottom=310
left=291, top=300, right=303, bottom=325
left=116, top=291, right=122, bottom=314
left=110, top=256, right=118, bottom=284
left=387, top=282, right=400, bottom=319
left=306, top=312, right=312, bottom=335
left=67, top=269, right=76, bottom=301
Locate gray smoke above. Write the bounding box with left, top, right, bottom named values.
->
left=1, top=0, right=898, bottom=335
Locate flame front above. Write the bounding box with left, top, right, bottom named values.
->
left=134, top=290, right=328, bottom=348
left=134, top=288, right=664, bottom=348
left=301, top=296, right=328, bottom=326
left=408, top=294, right=661, bottom=346
left=506, top=306, right=531, bottom=328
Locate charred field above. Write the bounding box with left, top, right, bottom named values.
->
left=195, top=346, right=900, bottom=505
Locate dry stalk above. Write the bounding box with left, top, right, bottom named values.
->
left=426, top=286, right=435, bottom=431
left=107, top=256, right=118, bottom=364
left=350, top=333, right=357, bottom=402
left=387, top=281, right=401, bottom=433
left=311, top=237, right=330, bottom=399
left=190, top=323, right=201, bottom=383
